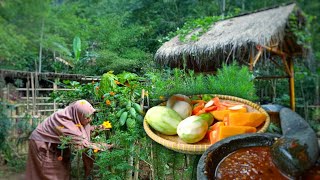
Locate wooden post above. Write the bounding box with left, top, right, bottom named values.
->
left=35, top=72, right=39, bottom=115
left=53, top=80, right=57, bottom=112
left=288, top=58, right=295, bottom=111
left=26, top=76, right=30, bottom=113
left=249, top=48, right=253, bottom=71
left=31, top=73, right=36, bottom=116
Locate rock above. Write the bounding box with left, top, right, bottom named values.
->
left=271, top=108, right=319, bottom=177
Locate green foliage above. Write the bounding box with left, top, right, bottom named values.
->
left=50, top=80, right=98, bottom=106
left=73, top=36, right=81, bottom=62
left=0, top=0, right=319, bottom=178
left=147, top=62, right=258, bottom=105
left=213, top=62, right=258, bottom=101
left=51, top=71, right=146, bottom=179
left=288, top=11, right=314, bottom=49
left=0, top=101, right=31, bottom=172
left=0, top=102, right=12, bottom=150
left=164, top=15, right=226, bottom=42
left=0, top=17, right=29, bottom=69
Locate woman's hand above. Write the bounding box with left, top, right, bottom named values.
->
left=99, top=143, right=114, bottom=150
left=92, top=125, right=111, bottom=131
left=89, top=142, right=113, bottom=151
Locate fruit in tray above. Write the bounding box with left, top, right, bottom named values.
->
left=145, top=106, right=183, bottom=135
left=166, top=94, right=193, bottom=119
left=145, top=94, right=267, bottom=144
left=177, top=115, right=210, bottom=143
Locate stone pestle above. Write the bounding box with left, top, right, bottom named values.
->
left=270, top=107, right=319, bottom=178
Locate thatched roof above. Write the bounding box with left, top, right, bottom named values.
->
left=155, top=3, right=303, bottom=72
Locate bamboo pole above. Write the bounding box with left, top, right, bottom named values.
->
left=260, top=44, right=286, bottom=56
left=260, top=44, right=291, bottom=76
left=316, top=75, right=319, bottom=105
left=31, top=73, right=36, bottom=116
left=269, top=57, right=282, bottom=69
left=288, top=58, right=295, bottom=111
left=26, top=76, right=30, bottom=113
left=280, top=55, right=292, bottom=77
left=132, top=90, right=148, bottom=180
left=249, top=48, right=254, bottom=71
left=133, top=142, right=140, bottom=180
left=255, top=76, right=290, bottom=80
left=35, top=71, right=39, bottom=115
left=53, top=81, right=57, bottom=112
left=252, top=48, right=263, bottom=67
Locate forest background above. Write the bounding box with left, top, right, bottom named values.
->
left=0, top=0, right=319, bottom=179
left=0, top=0, right=319, bottom=75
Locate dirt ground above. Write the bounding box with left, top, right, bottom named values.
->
left=0, top=165, right=25, bottom=180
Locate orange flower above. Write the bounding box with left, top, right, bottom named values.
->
left=94, top=149, right=99, bottom=153
left=95, top=86, right=99, bottom=90
left=75, top=123, right=82, bottom=127
left=57, top=156, right=63, bottom=161
left=124, top=82, right=130, bottom=87
left=114, top=80, right=120, bottom=85
left=109, top=91, right=115, bottom=96
left=106, top=100, right=111, bottom=106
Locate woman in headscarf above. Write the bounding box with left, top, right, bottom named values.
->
left=25, top=99, right=112, bottom=180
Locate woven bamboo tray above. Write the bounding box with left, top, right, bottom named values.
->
left=143, top=94, right=270, bottom=155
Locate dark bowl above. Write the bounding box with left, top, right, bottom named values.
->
left=197, top=133, right=281, bottom=180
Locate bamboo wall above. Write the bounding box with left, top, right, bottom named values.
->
left=0, top=70, right=99, bottom=155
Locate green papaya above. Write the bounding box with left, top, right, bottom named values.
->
left=177, top=115, right=208, bottom=143
left=126, top=118, right=136, bottom=130
left=119, top=111, right=128, bottom=126
left=132, top=102, right=143, bottom=114
left=116, top=108, right=126, bottom=118
left=145, top=106, right=183, bottom=135
left=129, top=107, right=137, bottom=119
left=198, top=113, right=214, bottom=126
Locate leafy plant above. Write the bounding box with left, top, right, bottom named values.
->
left=163, top=15, right=227, bottom=43
left=147, top=62, right=258, bottom=105
left=73, top=36, right=81, bottom=62
left=0, top=101, right=12, bottom=150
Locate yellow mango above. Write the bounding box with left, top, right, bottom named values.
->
left=213, top=126, right=256, bottom=143
left=210, top=110, right=230, bottom=121
left=228, top=112, right=267, bottom=127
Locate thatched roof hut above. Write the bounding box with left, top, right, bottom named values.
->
left=155, top=3, right=304, bottom=72
left=155, top=3, right=306, bottom=110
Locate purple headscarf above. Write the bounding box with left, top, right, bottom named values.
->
left=30, top=100, right=96, bottom=147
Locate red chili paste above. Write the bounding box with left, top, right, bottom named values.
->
left=215, top=146, right=290, bottom=180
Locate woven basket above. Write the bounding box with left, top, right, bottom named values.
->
left=143, top=94, right=270, bottom=155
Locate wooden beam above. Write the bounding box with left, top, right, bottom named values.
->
left=255, top=75, right=290, bottom=80
left=280, top=55, right=292, bottom=77
left=252, top=48, right=263, bottom=67
left=260, top=44, right=292, bottom=76
left=269, top=58, right=283, bottom=69
left=288, top=58, right=296, bottom=111
left=260, top=44, right=286, bottom=56
left=249, top=48, right=254, bottom=71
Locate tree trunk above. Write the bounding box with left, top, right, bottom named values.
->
left=126, top=145, right=134, bottom=180
left=133, top=141, right=140, bottom=180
